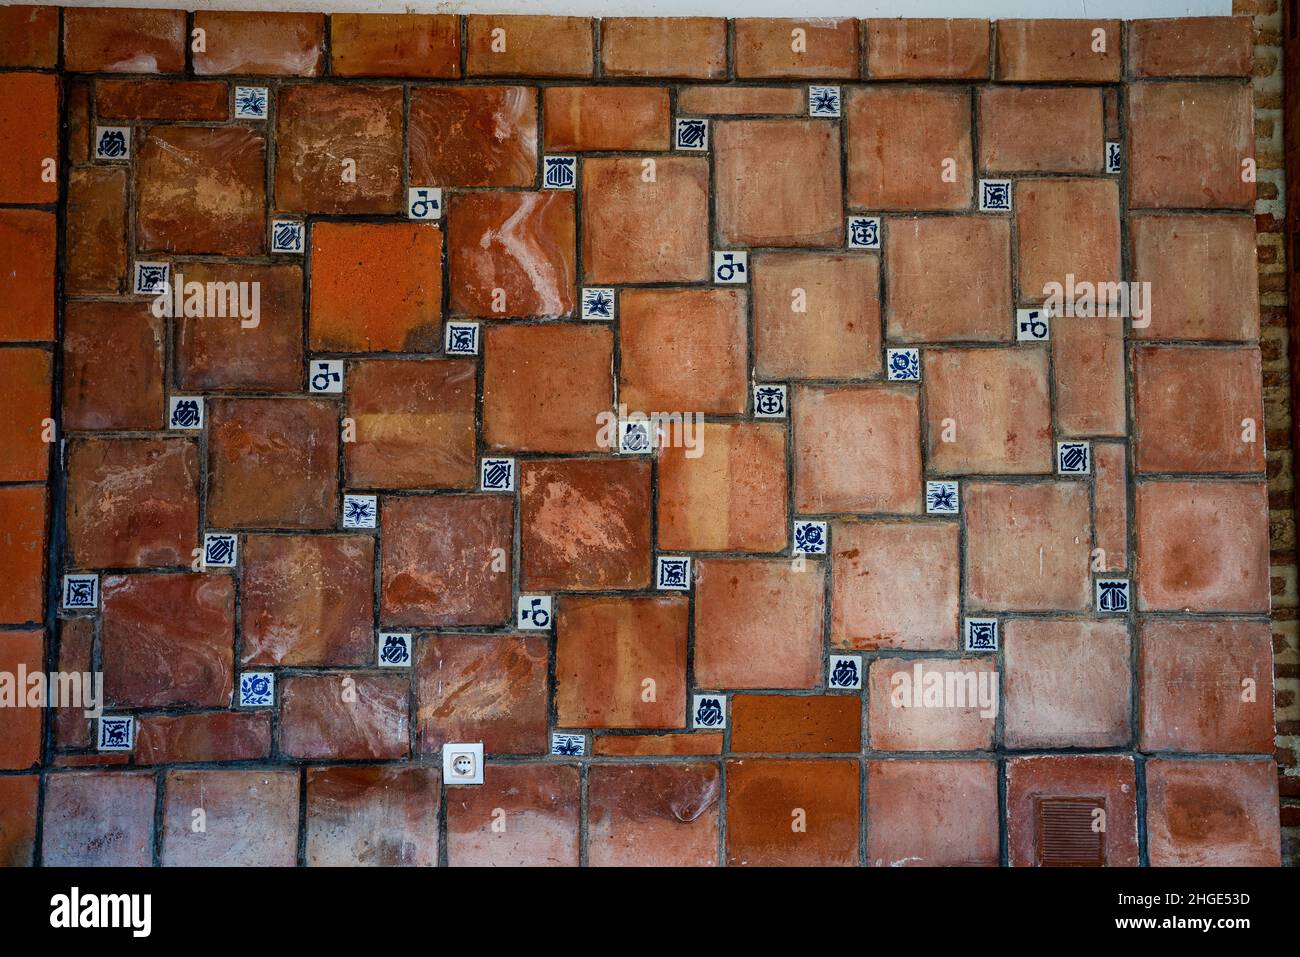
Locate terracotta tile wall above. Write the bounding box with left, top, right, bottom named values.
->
left=0, top=7, right=1291, bottom=866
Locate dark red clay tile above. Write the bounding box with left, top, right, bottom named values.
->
left=1145, top=759, right=1281, bottom=866
left=1139, top=619, right=1275, bottom=754
left=241, top=534, right=374, bottom=667
left=161, top=769, right=300, bottom=867
left=96, top=80, right=229, bottom=122
left=793, top=385, right=922, bottom=515
left=192, top=11, right=325, bottom=76
left=593, top=733, right=724, bottom=756
left=543, top=87, right=670, bottom=152
left=330, top=14, right=460, bottom=78
left=715, top=121, right=843, bottom=247
left=867, top=657, right=996, bottom=751
left=446, top=764, right=581, bottom=866
left=733, top=18, right=859, bottom=79
left=102, top=574, right=234, bottom=710
left=619, top=288, right=748, bottom=415
left=1006, top=755, right=1139, bottom=866
left=54, top=619, right=93, bottom=749
left=1094, top=443, right=1129, bottom=572
left=886, top=218, right=1011, bottom=341
left=979, top=88, right=1104, bottom=174
left=1128, top=17, right=1254, bottom=78
left=555, top=596, right=688, bottom=729
left=0, top=631, right=42, bottom=770
left=206, top=399, right=339, bottom=530
left=63, top=7, right=186, bottom=73
left=62, top=301, right=164, bottom=431
left=65, top=167, right=126, bottom=295
left=449, top=192, right=576, bottom=317
left=42, top=771, right=156, bottom=866
left=65, top=78, right=90, bottom=165
left=136, top=712, right=271, bottom=765
left=865, top=19, right=990, bottom=79
left=582, top=157, right=710, bottom=284
left=694, top=558, right=824, bottom=690
left=0, top=348, right=51, bottom=482
left=465, top=16, right=594, bottom=78
left=0, top=73, right=56, bottom=204
left=275, top=84, right=403, bottom=215
left=995, top=19, right=1122, bottom=82
left=0, top=6, right=58, bottom=68
left=847, top=87, right=972, bottom=211
left=1002, top=620, right=1131, bottom=749
left=1134, top=346, right=1265, bottom=474
left=280, top=674, right=410, bottom=760
left=831, top=521, right=959, bottom=651
left=726, top=759, right=859, bottom=866
left=0, top=486, right=45, bottom=626
left=410, top=87, right=538, bottom=188
left=676, top=86, right=806, bottom=115
left=0, top=775, right=38, bottom=866
left=136, top=127, right=266, bottom=257
left=1052, top=315, right=1127, bottom=438
left=1016, top=178, right=1120, bottom=300
left=867, top=760, right=999, bottom=866
left=753, top=253, right=882, bottom=381
left=588, top=764, right=721, bottom=866
left=520, top=459, right=651, bottom=591
left=600, top=18, right=726, bottom=79
left=416, top=635, right=549, bottom=755
left=481, top=324, right=612, bottom=453
left=306, top=766, right=441, bottom=866
left=657, top=423, right=787, bottom=553
left=1135, top=481, right=1270, bottom=613
left=345, top=360, right=476, bottom=490
left=381, top=495, right=513, bottom=628
left=731, top=695, right=861, bottom=753
left=0, top=209, right=56, bottom=340
left=65, top=438, right=198, bottom=570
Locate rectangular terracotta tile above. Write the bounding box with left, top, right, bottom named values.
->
left=0, top=209, right=56, bottom=340
left=280, top=674, right=410, bottom=760
left=96, top=80, right=229, bottom=121
left=63, top=7, right=186, bottom=73
left=135, top=712, right=272, bottom=765
left=161, top=769, right=299, bottom=866
left=0, top=631, right=43, bottom=770
left=446, top=764, right=580, bottom=866
left=868, top=657, right=997, bottom=751
left=54, top=618, right=93, bottom=749
left=1093, top=442, right=1128, bottom=573
left=0, top=775, right=38, bottom=866
left=1006, top=755, right=1139, bottom=866
left=726, top=759, right=859, bottom=866
left=600, top=18, right=726, bottom=79
left=1128, top=17, right=1254, bottom=78
left=62, top=301, right=164, bottom=431
left=543, top=87, right=670, bottom=152
left=995, top=19, right=1122, bottom=82
left=330, top=13, right=460, bottom=78
left=306, top=766, right=441, bottom=866
left=867, top=759, right=998, bottom=866
left=1145, top=759, right=1280, bottom=866
left=1052, top=315, right=1127, bottom=438
left=676, top=86, right=806, bottom=116
left=42, top=771, right=156, bottom=866
left=0, top=6, right=58, bottom=68
left=733, top=18, right=859, bottom=79
left=886, top=217, right=1011, bottom=341
left=588, top=764, right=720, bottom=866
left=979, top=87, right=1104, bottom=174
left=0, top=348, right=51, bottom=482
left=65, top=167, right=126, bottom=295
left=865, top=19, right=990, bottom=78
left=193, top=11, right=325, bottom=76
left=410, top=87, right=538, bottom=188
left=593, top=733, right=724, bottom=756
left=0, top=486, right=45, bottom=626
left=465, top=15, right=594, bottom=78
left=731, top=695, right=861, bottom=753
left=847, top=87, right=972, bottom=211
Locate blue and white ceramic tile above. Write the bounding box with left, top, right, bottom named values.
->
left=308, top=359, right=344, bottom=394
left=618, top=418, right=654, bottom=455
left=847, top=215, right=881, bottom=250
left=202, top=532, right=238, bottom=569
left=753, top=383, right=787, bottom=419
left=964, top=618, right=999, bottom=652
left=581, top=287, right=616, bottom=321
left=692, top=693, right=727, bottom=730
left=270, top=219, right=305, bottom=254
left=551, top=732, right=586, bottom=756
left=713, top=251, right=748, bottom=284
left=1105, top=142, right=1122, bottom=174
left=542, top=155, right=577, bottom=189
left=793, top=520, right=828, bottom=555
left=238, top=672, right=274, bottom=708
left=886, top=348, right=920, bottom=381
left=167, top=396, right=204, bottom=431
left=1095, top=579, right=1131, bottom=613
left=61, top=574, right=98, bottom=611
left=443, top=742, right=484, bottom=785
left=1016, top=308, right=1050, bottom=342
left=377, top=632, right=413, bottom=667
left=656, top=556, right=692, bottom=591
left=133, top=261, right=170, bottom=296
left=97, top=716, right=134, bottom=751
left=342, top=494, right=377, bottom=529
left=233, top=86, right=269, bottom=120
left=480, top=457, right=515, bottom=492
left=517, top=595, right=553, bottom=630
left=809, top=85, right=842, bottom=117
left=828, top=654, right=862, bottom=691
left=925, top=480, right=959, bottom=515
left=408, top=186, right=442, bottom=220
left=444, top=321, right=479, bottom=356
left=1057, top=440, right=1091, bottom=475
left=675, top=117, right=709, bottom=151
left=979, top=179, right=1012, bottom=212
left=94, top=126, right=130, bottom=161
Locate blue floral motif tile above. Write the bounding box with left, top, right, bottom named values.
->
left=1105, top=142, right=1122, bottom=174
left=270, top=219, right=305, bottom=254
left=342, top=494, right=377, bottom=529
left=692, top=693, right=726, bottom=730
left=444, top=321, right=479, bottom=356
left=675, top=117, right=708, bottom=151
left=517, top=594, right=552, bottom=630
left=1095, top=579, right=1130, bottom=613
left=1057, top=440, right=1091, bottom=475
left=94, top=126, right=130, bottom=161
left=581, top=287, right=616, bottom=321
left=808, top=86, right=841, bottom=117
left=408, top=186, right=442, bottom=220
left=202, top=532, right=238, bottom=569
left=543, top=155, right=577, bottom=189
left=793, top=519, right=828, bottom=555
left=61, top=574, right=98, bottom=610
left=443, top=742, right=484, bottom=785
left=551, top=732, right=586, bottom=756
left=167, top=396, right=204, bottom=431
left=886, top=348, right=920, bottom=381
left=618, top=418, right=654, bottom=455
left=656, top=556, right=692, bottom=591
left=753, top=383, right=787, bottom=419
left=480, top=456, right=515, bottom=492
left=925, top=480, right=959, bottom=515
left=964, top=618, right=999, bottom=652
left=713, top=250, right=748, bottom=284
left=233, top=86, right=269, bottom=120
left=828, top=654, right=862, bottom=691
left=847, top=215, right=881, bottom=250
left=377, top=632, right=413, bottom=667
left=1016, top=308, right=1050, bottom=342
left=133, top=261, right=170, bottom=296
left=308, top=358, right=343, bottom=394
left=979, top=179, right=1012, bottom=212
left=238, top=672, right=274, bottom=708
left=97, top=715, right=134, bottom=751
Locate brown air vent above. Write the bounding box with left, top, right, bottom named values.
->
left=1034, top=797, right=1106, bottom=867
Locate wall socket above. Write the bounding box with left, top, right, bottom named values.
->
left=442, top=742, right=484, bottom=786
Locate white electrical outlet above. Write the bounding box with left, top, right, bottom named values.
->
left=443, top=742, right=484, bottom=785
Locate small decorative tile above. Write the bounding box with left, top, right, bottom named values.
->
left=342, top=494, right=377, bottom=529
left=675, top=117, right=709, bottom=151
left=1057, top=440, right=1091, bottom=475
left=97, top=715, right=134, bottom=752
left=979, top=179, right=1012, bottom=212
left=1095, top=578, right=1131, bottom=613
left=517, top=594, right=553, bottom=630
left=202, top=532, right=238, bottom=569
left=714, top=250, right=748, bottom=284
left=551, top=732, right=586, bottom=756
left=581, top=287, right=616, bottom=321
left=408, top=186, right=442, bottom=220
left=618, top=418, right=654, bottom=455
left=656, top=556, right=692, bottom=591
left=94, top=126, right=130, bottom=161
left=542, top=155, right=577, bottom=190
left=1105, top=142, right=1122, bottom=174
left=886, top=348, right=920, bottom=382
left=753, top=383, right=787, bottom=418
left=480, top=456, right=516, bottom=492
left=1016, top=308, right=1050, bottom=342
left=377, top=631, right=413, bottom=667
left=270, top=219, right=305, bottom=254
left=238, top=672, right=274, bottom=708
left=925, top=480, right=960, bottom=515
left=133, top=261, right=170, bottom=296
left=233, top=85, right=269, bottom=120
left=308, top=358, right=344, bottom=394
left=443, top=742, right=484, bottom=786
left=167, top=395, right=204, bottom=430
left=809, top=85, right=842, bottom=117
left=848, top=215, right=881, bottom=250
left=964, top=617, right=999, bottom=652
left=793, top=520, right=828, bottom=555
left=692, top=693, right=727, bottom=730
left=444, top=321, right=480, bottom=356
left=62, top=574, right=99, bottom=610
left=828, top=654, right=863, bottom=691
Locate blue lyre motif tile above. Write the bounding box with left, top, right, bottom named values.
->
left=1105, top=142, right=1122, bottom=174
left=377, top=632, right=413, bottom=668
left=753, top=383, right=787, bottom=418
left=847, top=216, right=880, bottom=250
left=964, top=618, right=999, bottom=652
left=342, top=494, right=377, bottom=529
left=94, top=126, right=130, bottom=161
left=62, top=574, right=99, bottom=610
left=480, top=457, right=515, bottom=492
left=270, top=219, right=304, bottom=254
left=408, top=186, right=442, bottom=220
left=133, top=261, right=170, bottom=296
left=168, top=396, right=204, bottom=431
left=1057, top=440, right=1091, bottom=475
left=517, top=594, right=553, bottom=630
left=581, top=287, right=616, bottom=321
left=1095, top=579, right=1130, bottom=613
left=202, top=532, right=238, bottom=569
left=238, top=672, right=274, bottom=708
left=979, top=179, right=1012, bottom=212
left=234, top=86, right=269, bottom=120
left=925, top=480, right=959, bottom=515
left=692, top=693, right=726, bottom=730
left=444, top=321, right=479, bottom=356
left=828, top=654, right=862, bottom=691
left=551, top=732, right=586, bottom=756
left=808, top=86, right=841, bottom=118
left=543, top=155, right=577, bottom=189
left=97, top=716, right=134, bottom=751
left=308, top=359, right=343, bottom=394
left=1016, top=308, right=1050, bottom=342
left=656, top=556, right=692, bottom=591
left=713, top=250, right=748, bottom=284
left=886, top=348, right=920, bottom=382
left=675, top=117, right=709, bottom=151
left=793, top=520, right=827, bottom=555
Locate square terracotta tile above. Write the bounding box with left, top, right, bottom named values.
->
left=867, top=760, right=999, bottom=866
left=1145, top=759, right=1281, bottom=866
left=1005, top=755, right=1139, bottom=866
left=1016, top=178, right=1120, bottom=303
left=731, top=695, right=861, bottom=753
left=867, top=657, right=997, bottom=751
left=520, top=459, right=651, bottom=591
left=543, top=87, right=670, bottom=152
left=0, top=486, right=45, bottom=626
left=694, top=558, right=824, bottom=690
left=847, top=87, right=972, bottom=210
left=1052, top=315, right=1127, bottom=438
left=865, top=19, right=990, bottom=79
left=0, top=631, right=42, bottom=770
left=41, top=771, right=156, bottom=866
left=0, top=73, right=58, bottom=203
left=0, top=209, right=56, bottom=341
left=305, top=766, right=441, bottom=867
left=161, top=769, right=300, bottom=867
left=726, top=759, right=859, bottom=866
left=555, top=595, right=688, bottom=728
left=410, top=87, right=537, bottom=188
left=0, top=775, right=38, bottom=866
left=465, top=15, right=594, bottom=78
left=733, top=18, right=859, bottom=79
left=446, top=763, right=580, bottom=866
left=0, top=6, right=59, bottom=69
left=62, top=301, right=164, bottom=431
left=330, top=13, right=460, bottom=78
left=280, top=674, right=410, bottom=760
left=600, top=18, right=726, bottom=79
left=978, top=87, right=1104, bottom=174
left=65, top=168, right=126, bottom=296
left=588, top=764, right=720, bottom=866
left=0, top=348, right=51, bottom=482
left=192, top=11, right=324, bottom=75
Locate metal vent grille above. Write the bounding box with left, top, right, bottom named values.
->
left=1034, top=797, right=1106, bottom=867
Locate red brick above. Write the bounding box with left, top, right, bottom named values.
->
left=0, top=209, right=55, bottom=340
left=726, top=759, right=859, bottom=866
left=979, top=87, right=1104, bottom=173
left=0, top=348, right=50, bottom=482
left=588, top=764, right=721, bottom=866
left=0, top=775, right=38, bottom=866
left=66, top=438, right=197, bottom=570
left=520, top=459, right=651, bottom=591
left=62, top=301, right=164, bottom=431
left=207, top=399, right=338, bottom=530
left=868, top=657, right=996, bottom=751
left=65, top=167, right=126, bottom=295
left=306, top=766, right=441, bottom=866
left=42, top=771, right=155, bottom=866
left=995, top=19, right=1122, bottom=82
left=1145, top=759, right=1281, bottom=866
left=381, top=495, right=513, bottom=628
left=465, top=15, right=593, bottom=78
left=0, top=73, right=58, bottom=204
left=593, top=733, right=724, bottom=756
left=715, top=120, right=843, bottom=247
left=96, top=80, right=230, bottom=121
left=1052, top=315, right=1127, bottom=438
left=280, top=674, right=410, bottom=760
left=543, top=87, right=670, bottom=152
left=556, top=596, right=687, bottom=729
left=1128, top=17, right=1254, bottom=78
left=0, top=487, right=45, bottom=625
left=0, top=6, right=58, bottom=68
left=193, top=11, right=324, bottom=76
left=733, top=18, right=859, bottom=79
left=410, top=87, right=538, bottom=188
left=1135, top=481, right=1270, bottom=612
left=867, top=759, right=999, bottom=866
left=1094, top=443, right=1129, bottom=573
left=416, top=634, right=549, bottom=755
left=694, top=558, right=824, bottom=690
left=0, top=631, right=42, bottom=770
left=1006, top=755, right=1139, bottom=866
left=676, top=86, right=806, bottom=115
left=446, top=764, right=580, bottom=866
left=330, top=14, right=460, bottom=78
left=54, top=619, right=93, bottom=749
left=865, top=19, right=990, bottom=78
left=1139, top=619, right=1275, bottom=753
left=886, top=218, right=1011, bottom=341
left=1018, top=179, right=1120, bottom=301
left=63, top=7, right=186, bottom=73
left=161, top=769, right=299, bottom=867
left=732, top=695, right=861, bottom=753
left=600, top=18, right=726, bottom=79
left=135, top=712, right=271, bottom=765
left=847, top=87, right=972, bottom=210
